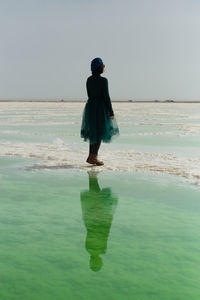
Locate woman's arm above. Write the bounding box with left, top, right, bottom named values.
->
left=102, top=78, right=114, bottom=117
left=86, top=79, right=90, bottom=98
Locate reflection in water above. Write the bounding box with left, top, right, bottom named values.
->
left=80, top=171, right=118, bottom=272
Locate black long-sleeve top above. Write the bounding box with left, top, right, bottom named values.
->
left=86, top=74, right=114, bottom=116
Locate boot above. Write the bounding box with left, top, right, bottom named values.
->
left=86, top=153, right=104, bottom=166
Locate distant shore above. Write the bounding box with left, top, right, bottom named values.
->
left=0, top=100, right=200, bottom=103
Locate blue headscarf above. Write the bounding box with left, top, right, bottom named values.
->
left=91, top=57, right=103, bottom=72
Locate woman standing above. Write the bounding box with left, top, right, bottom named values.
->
left=81, top=57, right=119, bottom=166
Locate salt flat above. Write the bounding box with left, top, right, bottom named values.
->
left=1, top=102, right=200, bottom=300
left=0, top=102, right=200, bottom=184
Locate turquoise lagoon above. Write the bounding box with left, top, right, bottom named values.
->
left=0, top=102, right=200, bottom=299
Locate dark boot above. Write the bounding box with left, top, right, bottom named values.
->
left=86, top=154, right=104, bottom=166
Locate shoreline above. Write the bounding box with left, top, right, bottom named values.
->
left=0, top=100, right=200, bottom=103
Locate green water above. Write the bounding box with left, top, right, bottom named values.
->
left=0, top=157, right=200, bottom=300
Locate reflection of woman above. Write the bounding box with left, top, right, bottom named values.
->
left=80, top=171, right=118, bottom=272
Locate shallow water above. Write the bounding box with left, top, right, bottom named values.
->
left=0, top=102, right=200, bottom=299
left=0, top=157, right=200, bottom=300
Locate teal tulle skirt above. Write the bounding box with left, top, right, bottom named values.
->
left=80, top=100, right=119, bottom=144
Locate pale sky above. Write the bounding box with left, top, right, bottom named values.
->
left=0, top=0, right=200, bottom=101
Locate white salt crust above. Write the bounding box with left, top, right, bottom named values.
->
left=1, top=102, right=200, bottom=185
left=0, top=140, right=200, bottom=185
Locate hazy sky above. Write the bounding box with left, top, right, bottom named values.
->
left=0, top=0, right=200, bottom=100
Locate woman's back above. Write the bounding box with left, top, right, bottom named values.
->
left=86, top=74, right=107, bottom=101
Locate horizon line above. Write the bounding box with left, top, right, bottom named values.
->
left=0, top=99, right=200, bottom=103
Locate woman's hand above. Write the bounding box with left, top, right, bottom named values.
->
left=110, top=116, right=114, bottom=120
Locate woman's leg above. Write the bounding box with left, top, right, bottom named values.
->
left=87, top=139, right=104, bottom=165
left=89, top=140, right=101, bottom=155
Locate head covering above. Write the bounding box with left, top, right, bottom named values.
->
left=91, top=57, right=103, bottom=72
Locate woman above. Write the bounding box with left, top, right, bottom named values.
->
left=81, top=57, right=119, bottom=166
